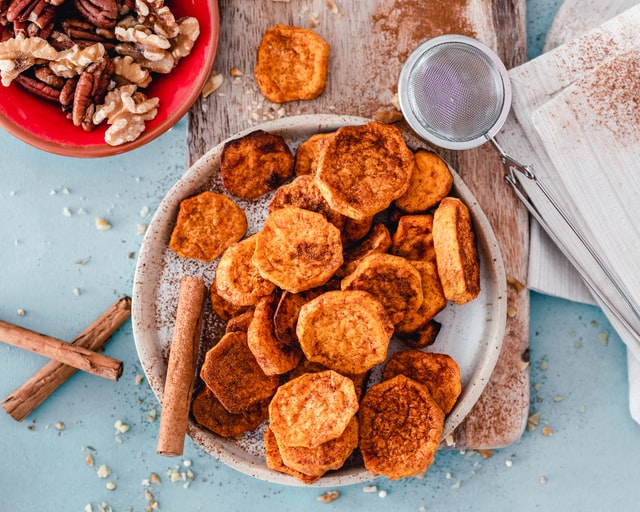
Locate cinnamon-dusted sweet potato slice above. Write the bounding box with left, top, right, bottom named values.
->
left=191, top=387, right=269, bottom=438
left=382, top=349, right=461, bottom=414
left=252, top=206, right=343, bottom=293
left=220, top=129, right=294, bottom=200
left=268, top=174, right=345, bottom=231
left=341, top=215, right=374, bottom=247
left=296, top=290, right=393, bottom=374
left=294, top=132, right=334, bottom=176
left=169, top=191, right=247, bottom=262
left=339, top=223, right=392, bottom=277
left=277, top=416, right=359, bottom=476
left=340, top=253, right=423, bottom=325
left=395, top=260, right=447, bottom=334
left=273, top=287, right=329, bottom=346
left=268, top=370, right=358, bottom=449
left=199, top=331, right=280, bottom=414
left=395, top=149, right=453, bottom=213
left=285, top=357, right=368, bottom=401
left=247, top=292, right=303, bottom=375
left=359, top=374, right=444, bottom=479
left=215, top=234, right=276, bottom=307
left=255, top=24, right=331, bottom=103
left=209, top=282, right=250, bottom=322
left=391, top=214, right=436, bottom=262
left=315, top=121, right=415, bottom=220
left=264, top=426, right=323, bottom=484
left=225, top=309, right=255, bottom=334
left=432, top=197, right=481, bottom=304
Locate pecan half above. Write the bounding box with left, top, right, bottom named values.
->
left=14, top=73, right=60, bottom=101
left=71, top=56, right=113, bottom=128
left=73, top=0, right=118, bottom=29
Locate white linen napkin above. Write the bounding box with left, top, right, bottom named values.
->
left=496, top=4, right=640, bottom=422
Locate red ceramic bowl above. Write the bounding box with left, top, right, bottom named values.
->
left=0, top=0, right=219, bottom=158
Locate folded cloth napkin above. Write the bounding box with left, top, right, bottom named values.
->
left=496, top=4, right=640, bottom=422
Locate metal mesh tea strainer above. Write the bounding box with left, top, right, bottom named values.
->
left=398, top=34, right=640, bottom=333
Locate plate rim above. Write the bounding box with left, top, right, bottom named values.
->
left=132, top=113, right=507, bottom=487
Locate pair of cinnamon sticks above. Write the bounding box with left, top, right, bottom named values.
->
left=1, top=296, right=131, bottom=422
left=1, top=277, right=206, bottom=459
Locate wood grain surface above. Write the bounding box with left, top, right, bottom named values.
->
left=187, top=0, right=530, bottom=449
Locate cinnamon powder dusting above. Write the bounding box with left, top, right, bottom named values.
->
left=581, top=48, right=640, bottom=143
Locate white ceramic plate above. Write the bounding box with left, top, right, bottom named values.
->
left=132, top=114, right=507, bottom=487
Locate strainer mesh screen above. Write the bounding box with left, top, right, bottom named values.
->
left=407, top=42, right=505, bottom=143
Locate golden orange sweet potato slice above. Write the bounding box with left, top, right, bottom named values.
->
left=395, top=260, right=447, bottom=334
left=296, top=290, right=393, bottom=374
left=264, top=426, right=323, bottom=484
left=268, top=370, right=358, bottom=449
left=169, top=191, right=247, bottom=262
left=215, top=234, right=276, bottom=306
left=220, top=129, right=294, bottom=200
left=340, top=253, right=423, bottom=325
left=294, top=132, right=335, bottom=176
left=209, top=282, right=250, bottom=322
left=255, top=24, right=331, bottom=104
left=225, top=309, right=255, bottom=334
left=268, top=174, right=345, bottom=230
left=247, top=292, right=303, bottom=375
left=341, top=215, right=374, bottom=247
left=432, top=197, right=481, bottom=304
left=285, top=357, right=369, bottom=401
left=252, top=206, right=343, bottom=293
left=277, top=416, right=359, bottom=476
left=395, top=149, right=453, bottom=213
left=390, top=214, right=436, bottom=262
left=359, top=374, right=444, bottom=479
left=191, top=387, right=269, bottom=438
left=315, top=121, right=415, bottom=220
left=200, top=331, right=280, bottom=414
left=339, top=223, right=392, bottom=277
left=382, top=349, right=461, bottom=414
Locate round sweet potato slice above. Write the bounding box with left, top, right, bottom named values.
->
left=215, top=234, right=276, bottom=306
left=359, top=374, right=444, bottom=479
left=383, top=349, right=461, bottom=414
left=340, top=253, right=423, bottom=325
left=315, top=121, right=415, bottom=220
left=395, top=149, right=453, bottom=213
left=252, top=206, right=343, bottom=293
left=268, top=370, right=358, bottom=449
left=296, top=290, right=393, bottom=374
left=220, top=129, right=294, bottom=200
left=199, top=331, right=280, bottom=414
left=168, top=191, right=247, bottom=262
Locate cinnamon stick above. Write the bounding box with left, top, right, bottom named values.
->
left=157, top=276, right=206, bottom=457
left=2, top=296, right=131, bottom=421
left=0, top=316, right=123, bottom=382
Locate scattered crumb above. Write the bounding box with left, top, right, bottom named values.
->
left=444, top=433, right=455, bottom=447
left=202, top=71, right=223, bottom=98
left=55, top=421, right=65, bottom=431
left=539, top=475, right=548, bottom=484
left=183, top=459, right=192, bottom=467
left=317, top=490, right=340, bottom=503
left=539, top=359, right=548, bottom=371
left=373, top=108, right=403, bottom=124
left=95, top=218, right=112, bottom=231
left=527, top=412, right=540, bottom=431
left=17, top=308, right=25, bottom=316
left=86, top=454, right=94, bottom=466
left=149, top=472, right=161, bottom=484
left=75, top=257, right=90, bottom=265
left=476, top=449, right=493, bottom=459
left=325, top=0, right=339, bottom=14
left=135, top=374, right=144, bottom=385
left=97, top=464, right=111, bottom=478
left=553, top=395, right=564, bottom=402
left=73, top=288, right=81, bottom=296
left=378, top=489, right=388, bottom=498
left=598, top=330, right=609, bottom=346
left=114, top=420, right=130, bottom=433
left=451, top=481, right=461, bottom=489
left=517, top=359, right=529, bottom=371
left=507, top=276, right=526, bottom=292
left=63, top=207, right=73, bottom=217
left=137, top=224, right=148, bottom=235
left=106, top=482, right=117, bottom=491
left=507, top=305, right=517, bottom=318
left=362, top=485, right=377, bottom=493
left=140, top=205, right=150, bottom=217
left=77, top=207, right=87, bottom=215
left=505, top=459, right=513, bottom=467
left=542, top=426, right=553, bottom=437
left=145, top=408, right=157, bottom=422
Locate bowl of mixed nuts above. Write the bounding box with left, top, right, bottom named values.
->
left=0, top=0, right=219, bottom=157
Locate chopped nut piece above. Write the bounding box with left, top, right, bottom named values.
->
left=135, top=374, right=144, bottom=385
left=0, top=35, right=59, bottom=86
left=49, top=43, right=106, bottom=78
left=96, top=464, right=111, bottom=478
left=373, top=108, right=402, bottom=124
left=317, top=490, right=340, bottom=503
left=17, top=309, right=25, bottom=316
left=114, top=420, right=130, bottom=433
left=507, top=305, right=517, bottom=318
left=362, top=485, right=377, bottom=493
left=229, top=67, right=243, bottom=77
left=95, top=217, right=112, bottom=230
left=527, top=411, right=540, bottom=431
left=85, top=454, right=94, bottom=466
left=149, top=472, right=161, bottom=484
left=55, top=421, right=65, bottom=430
left=598, top=330, right=609, bottom=346
left=542, top=426, right=553, bottom=437
left=106, top=482, right=117, bottom=490
left=507, top=276, right=526, bottom=292
left=201, top=71, right=223, bottom=98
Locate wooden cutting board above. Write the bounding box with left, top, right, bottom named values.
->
left=187, top=0, right=530, bottom=449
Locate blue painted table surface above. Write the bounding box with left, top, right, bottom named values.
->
left=2, top=1, right=639, bottom=510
